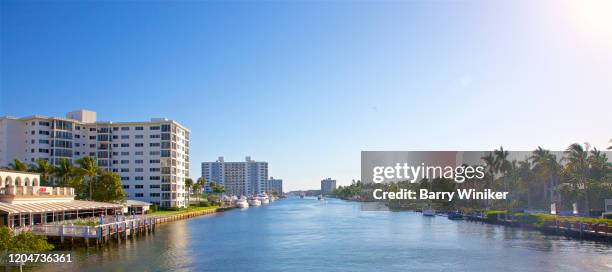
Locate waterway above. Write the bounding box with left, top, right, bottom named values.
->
left=37, top=198, right=611, bottom=271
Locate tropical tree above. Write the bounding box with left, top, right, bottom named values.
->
left=516, top=160, right=534, bottom=209
left=55, top=159, right=78, bottom=186
left=563, top=143, right=590, bottom=213
left=9, top=159, right=28, bottom=171
left=76, top=156, right=99, bottom=200
left=530, top=147, right=559, bottom=209
left=92, top=171, right=126, bottom=202
left=31, top=159, right=54, bottom=185
left=185, top=178, right=194, bottom=204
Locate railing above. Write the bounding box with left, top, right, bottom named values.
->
left=25, top=217, right=157, bottom=239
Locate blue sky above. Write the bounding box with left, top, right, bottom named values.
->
left=1, top=1, right=611, bottom=190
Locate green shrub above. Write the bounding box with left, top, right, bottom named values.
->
left=198, top=201, right=210, bottom=207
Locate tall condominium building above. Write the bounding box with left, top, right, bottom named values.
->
left=268, top=177, right=283, bottom=195
left=201, top=156, right=268, bottom=196
left=320, top=178, right=336, bottom=196
left=0, top=110, right=190, bottom=208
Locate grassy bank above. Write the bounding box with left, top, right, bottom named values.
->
left=149, top=205, right=219, bottom=216
left=483, top=210, right=612, bottom=227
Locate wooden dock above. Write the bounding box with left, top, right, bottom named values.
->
left=28, top=207, right=233, bottom=247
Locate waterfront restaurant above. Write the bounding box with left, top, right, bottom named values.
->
left=0, top=170, right=123, bottom=229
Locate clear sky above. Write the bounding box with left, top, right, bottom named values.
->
left=1, top=1, right=611, bottom=191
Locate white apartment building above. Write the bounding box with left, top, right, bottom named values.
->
left=201, top=156, right=268, bottom=196
left=320, top=178, right=336, bottom=196
left=0, top=110, right=190, bottom=208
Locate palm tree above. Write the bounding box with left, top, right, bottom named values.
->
left=530, top=147, right=559, bottom=209
left=197, top=177, right=207, bottom=198
left=54, top=159, right=77, bottom=187
left=9, top=159, right=28, bottom=171
left=32, top=159, right=54, bottom=186
left=76, top=156, right=99, bottom=200
left=517, top=160, right=533, bottom=209
left=564, top=143, right=590, bottom=214
left=185, top=178, right=194, bottom=205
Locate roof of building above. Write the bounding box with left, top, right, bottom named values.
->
left=124, top=200, right=152, bottom=207
left=0, top=200, right=122, bottom=214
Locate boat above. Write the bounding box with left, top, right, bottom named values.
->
left=447, top=211, right=464, bottom=220
left=236, top=196, right=249, bottom=208
left=422, top=205, right=435, bottom=216
left=258, top=193, right=270, bottom=204
left=248, top=197, right=261, bottom=206
left=317, top=195, right=325, bottom=201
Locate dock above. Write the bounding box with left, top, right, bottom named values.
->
left=25, top=207, right=232, bottom=247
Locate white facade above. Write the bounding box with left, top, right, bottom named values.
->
left=0, top=110, right=190, bottom=208
left=201, top=156, right=268, bottom=196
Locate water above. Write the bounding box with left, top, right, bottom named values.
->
left=37, top=198, right=611, bottom=271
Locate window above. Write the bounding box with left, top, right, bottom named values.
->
left=135, top=135, right=144, bottom=139
left=150, top=151, right=160, bottom=155
left=121, top=151, right=129, bottom=155
left=89, top=144, right=96, bottom=148
left=150, top=126, right=160, bottom=130
left=150, top=143, right=160, bottom=147
left=150, top=176, right=160, bottom=180
left=150, top=184, right=160, bottom=189
left=135, top=160, right=144, bottom=164
left=113, top=127, right=119, bottom=131
left=121, top=168, right=129, bottom=172
left=135, top=168, right=144, bottom=172
left=150, top=134, right=160, bottom=139
left=89, top=136, right=95, bottom=140
left=135, top=193, right=144, bottom=197
left=122, top=185, right=129, bottom=189
left=135, top=185, right=144, bottom=189
left=135, top=176, right=144, bottom=181
left=150, top=193, right=160, bottom=197
left=113, top=135, right=118, bottom=139
left=121, top=143, right=129, bottom=147
left=150, top=168, right=160, bottom=172
left=121, top=160, right=129, bottom=164
left=135, top=151, right=144, bottom=155
left=135, top=143, right=144, bottom=147
left=89, top=128, right=96, bottom=132
left=121, top=177, right=129, bottom=181
left=121, top=127, right=130, bottom=131
left=121, top=135, right=129, bottom=139
left=149, top=159, right=160, bottom=164
left=135, top=126, right=144, bottom=131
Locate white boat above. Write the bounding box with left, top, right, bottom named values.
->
left=423, top=207, right=436, bottom=216
left=317, top=195, right=325, bottom=201
left=248, top=197, right=261, bottom=206
left=236, top=196, right=249, bottom=208
left=257, top=193, right=270, bottom=204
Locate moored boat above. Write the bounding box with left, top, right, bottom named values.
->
left=248, top=197, right=261, bottom=206
left=236, top=196, right=249, bottom=208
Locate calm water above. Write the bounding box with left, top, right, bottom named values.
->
left=37, top=198, right=611, bottom=272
